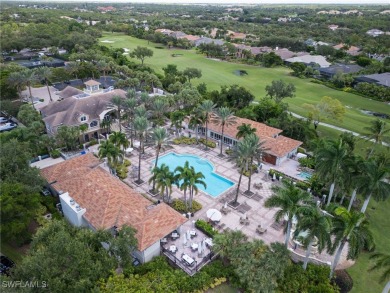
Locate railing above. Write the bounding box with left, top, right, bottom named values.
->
left=161, top=246, right=216, bottom=276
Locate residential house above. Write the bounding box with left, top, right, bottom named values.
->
left=170, top=31, right=187, bottom=39
left=97, top=6, right=116, bottom=13
left=319, top=64, right=362, bottom=79
left=178, top=35, right=201, bottom=44
left=333, top=43, right=361, bottom=56
left=226, top=30, right=246, bottom=40
left=155, top=28, right=173, bottom=36
left=354, top=73, right=390, bottom=88
left=273, top=48, right=307, bottom=61
left=193, top=116, right=302, bottom=166
left=40, top=154, right=187, bottom=264
left=366, top=29, right=384, bottom=37
left=234, top=44, right=271, bottom=59
left=194, top=37, right=225, bottom=47
left=40, top=80, right=126, bottom=141
left=285, top=55, right=331, bottom=68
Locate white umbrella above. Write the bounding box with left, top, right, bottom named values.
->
left=273, top=173, right=276, bottom=181
left=206, top=209, right=222, bottom=222
left=125, top=147, right=133, bottom=154
left=243, top=212, right=247, bottom=219
left=202, top=240, right=207, bottom=253
left=198, top=241, right=202, bottom=255
left=187, top=230, right=191, bottom=240
left=183, top=233, right=187, bottom=247
left=224, top=202, right=228, bottom=209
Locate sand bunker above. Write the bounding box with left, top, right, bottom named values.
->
left=100, top=40, right=114, bottom=43
left=123, top=48, right=130, bottom=52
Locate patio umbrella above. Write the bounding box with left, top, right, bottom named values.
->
left=183, top=233, right=187, bottom=247
left=243, top=212, right=247, bottom=219
left=202, top=240, right=207, bottom=253
left=273, top=173, right=276, bottom=181
left=224, top=202, right=228, bottom=209
left=206, top=209, right=222, bottom=222
left=198, top=241, right=202, bottom=256
left=187, top=230, right=191, bottom=240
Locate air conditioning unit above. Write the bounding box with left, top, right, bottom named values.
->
left=70, top=199, right=75, bottom=205
left=58, top=190, right=64, bottom=195
left=75, top=205, right=81, bottom=211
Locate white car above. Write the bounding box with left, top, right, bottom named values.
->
left=0, top=122, right=17, bottom=132
left=0, top=117, right=9, bottom=123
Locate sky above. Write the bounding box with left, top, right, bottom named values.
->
left=14, top=0, right=390, bottom=3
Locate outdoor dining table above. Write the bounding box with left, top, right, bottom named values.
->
left=182, top=254, right=195, bottom=265
left=189, top=230, right=197, bottom=237
left=169, top=245, right=177, bottom=253
left=172, top=232, right=179, bottom=239
left=191, top=243, right=198, bottom=250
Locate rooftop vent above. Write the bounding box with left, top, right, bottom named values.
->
left=75, top=205, right=81, bottom=211
left=58, top=190, right=64, bottom=195
left=70, top=199, right=75, bottom=205
left=74, top=93, right=90, bottom=99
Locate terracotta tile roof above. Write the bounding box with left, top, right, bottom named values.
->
left=41, top=154, right=187, bottom=251
left=179, top=35, right=201, bottom=42
left=206, top=116, right=302, bottom=158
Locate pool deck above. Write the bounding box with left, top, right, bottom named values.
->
left=121, top=142, right=353, bottom=270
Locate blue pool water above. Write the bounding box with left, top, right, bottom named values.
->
left=299, top=172, right=312, bottom=180
left=155, top=153, right=235, bottom=197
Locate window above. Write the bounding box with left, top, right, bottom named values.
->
left=90, top=121, right=98, bottom=128
left=80, top=116, right=87, bottom=122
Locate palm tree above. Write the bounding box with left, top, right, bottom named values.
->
left=187, top=165, right=207, bottom=210
left=8, top=71, right=25, bottom=101
left=236, top=123, right=256, bottom=140
left=151, top=98, right=168, bottom=126
left=97, top=61, right=109, bottom=84
left=123, top=95, right=137, bottom=147
left=294, top=207, right=332, bottom=270
left=150, top=127, right=170, bottom=192
left=148, top=164, right=175, bottom=203
left=134, top=116, right=148, bottom=184
left=79, top=124, right=88, bottom=143
left=212, top=107, right=237, bottom=156
left=134, top=104, right=150, bottom=119
left=20, top=69, right=38, bottom=110
left=315, top=138, right=349, bottom=206
left=369, top=252, right=390, bottom=293
left=98, top=140, right=123, bottom=173
left=188, top=114, right=203, bottom=144
left=264, top=181, right=313, bottom=247
left=109, top=131, right=129, bottom=152
left=196, top=100, right=216, bottom=150
left=174, top=161, right=192, bottom=209
left=244, top=134, right=267, bottom=195
left=362, top=119, right=390, bottom=159
left=342, top=155, right=364, bottom=211
left=230, top=137, right=252, bottom=206
left=328, top=207, right=375, bottom=278
left=100, top=118, right=112, bottom=136
left=358, top=155, right=390, bottom=213
left=35, top=66, right=53, bottom=102
left=107, top=95, right=124, bottom=132
left=212, top=230, right=248, bottom=265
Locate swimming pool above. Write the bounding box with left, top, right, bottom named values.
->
left=299, top=172, right=312, bottom=180
left=155, top=153, right=235, bottom=197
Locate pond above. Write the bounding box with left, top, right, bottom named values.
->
left=361, top=109, right=390, bottom=119
left=233, top=70, right=248, bottom=76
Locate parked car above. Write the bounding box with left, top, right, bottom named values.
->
left=0, top=117, right=10, bottom=123
left=0, top=255, right=15, bottom=276
left=41, top=188, right=51, bottom=196
left=0, top=122, right=17, bottom=132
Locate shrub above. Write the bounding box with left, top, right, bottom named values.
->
left=225, top=149, right=233, bottom=155
left=171, top=199, right=202, bottom=213
left=298, top=156, right=316, bottom=169
left=88, top=139, right=98, bottom=146
left=123, top=159, right=131, bottom=167
left=297, top=147, right=306, bottom=154
left=199, top=138, right=216, bottom=148
left=195, top=219, right=218, bottom=238
left=116, top=163, right=129, bottom=179
left=172, top=136, right=197, bottom=145
left=50, top=149, right=61, bottom=158
left=243, top=164, right=258, bottom=177
left=334, top=270, right=353, bottom=293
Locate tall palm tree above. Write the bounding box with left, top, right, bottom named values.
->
left=150, top=127, right=170, bottom=192
left=97, top=60, right=109, bottom=84
left=315, top=138, right=349, bottom=206
left=188, top=114, right=203, bottom=144
left=148, top=164, right=175, bottom=203
left=196, top=100, right=216, bottom=150
left=244, top=134, right=267, bottom=195
left=187, top=165, right=207, bottom=210
left=20, top=69, right=38, bottom=110
left=369, top=252, right=390, bottom=293
left=35, top=66, right=53, bottom=102
left=236, top=123, right=256, bottom=140
left=174, top=161, right=192, bottom=209
left=230, top=137, right=252, bottom=206
left=328, top=207, right=374, bottom=278
left=98, top=140, right=123, bottom=173
left=358, top=155, right=390, bottom=213
left=134, top=116, right=148, bottom=184
left=151, top=98, right=168, bottom=126
left=294, top=207, right=332, bottom=270
left=213, top=230, right=248, bottom=265
left=8, top=71, right=25, bottom=101
left=264, top=181, right=313, bottom=247
left=362, top=119, right=390, bottom=159
left=134, top=105, right=150, bottom=119
left=109, top=131, right=129, bottom=152
left=212, top=107, right=237, bottom=156
left=123, top=95, right=137, bottom=147
left=107, top=95, right=124, bottom=132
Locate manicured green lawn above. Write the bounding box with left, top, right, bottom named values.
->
left=1, top=242, right=24, bottom=264
left=100, top=33, right=390, bottom=135
left=348, top=198, right=390, bottom=293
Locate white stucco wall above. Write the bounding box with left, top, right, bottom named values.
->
left=59, top=192, right=87, bottom=227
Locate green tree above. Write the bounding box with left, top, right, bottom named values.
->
left=151, top=98, right=168, bottom=126
left=20, top=68, right=39, bottom=110
left=17, top=104, right=42, bottom=126
left=109, top=131, right=129, bottom=152
left=236, top=123, right=256, bottom=139
left=329, top=207, right=374, bottom=278
left=264, top=181, right=313, bottom=247
left=149, top=164, right=175, bottom=203
left=294, top=207, right=332, bottom=270
left=261, top=52, right=283, bottom=67
left=290, top=62, right=306, bottom=77
left=369, top=252, right=390, bottom=292
left=212, top=107, right=237, bottom=156
left=186, top=165, right=206, bottom=210
left=107, top=95, right=124, bottom=132
left=150, top=127, right=170, bottom=192
left=98, top=140, right=123, bottom=171
left=182, top=67, right=202, bottom=83
left=265, top=80, right=296, bottom=103
left=174, top=161, right=192, bottom=209
left=304, top=96, right=346, bottom=129
left=196, top=100, right=216, bottom=151
left=55, top=126, right=80, bottom=151
left=130, top=46, right=154, bottom=65
left=188, top=113, right=203, bottom=144
left=362, top=119, right=390, bottom=159
left=315, top=138, right=349, bottom=206
left=35, top=66, right=53, bottom=102
left=134, top=116, right=149, bottom=184
left=123, top=94, right=138, bottom=147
